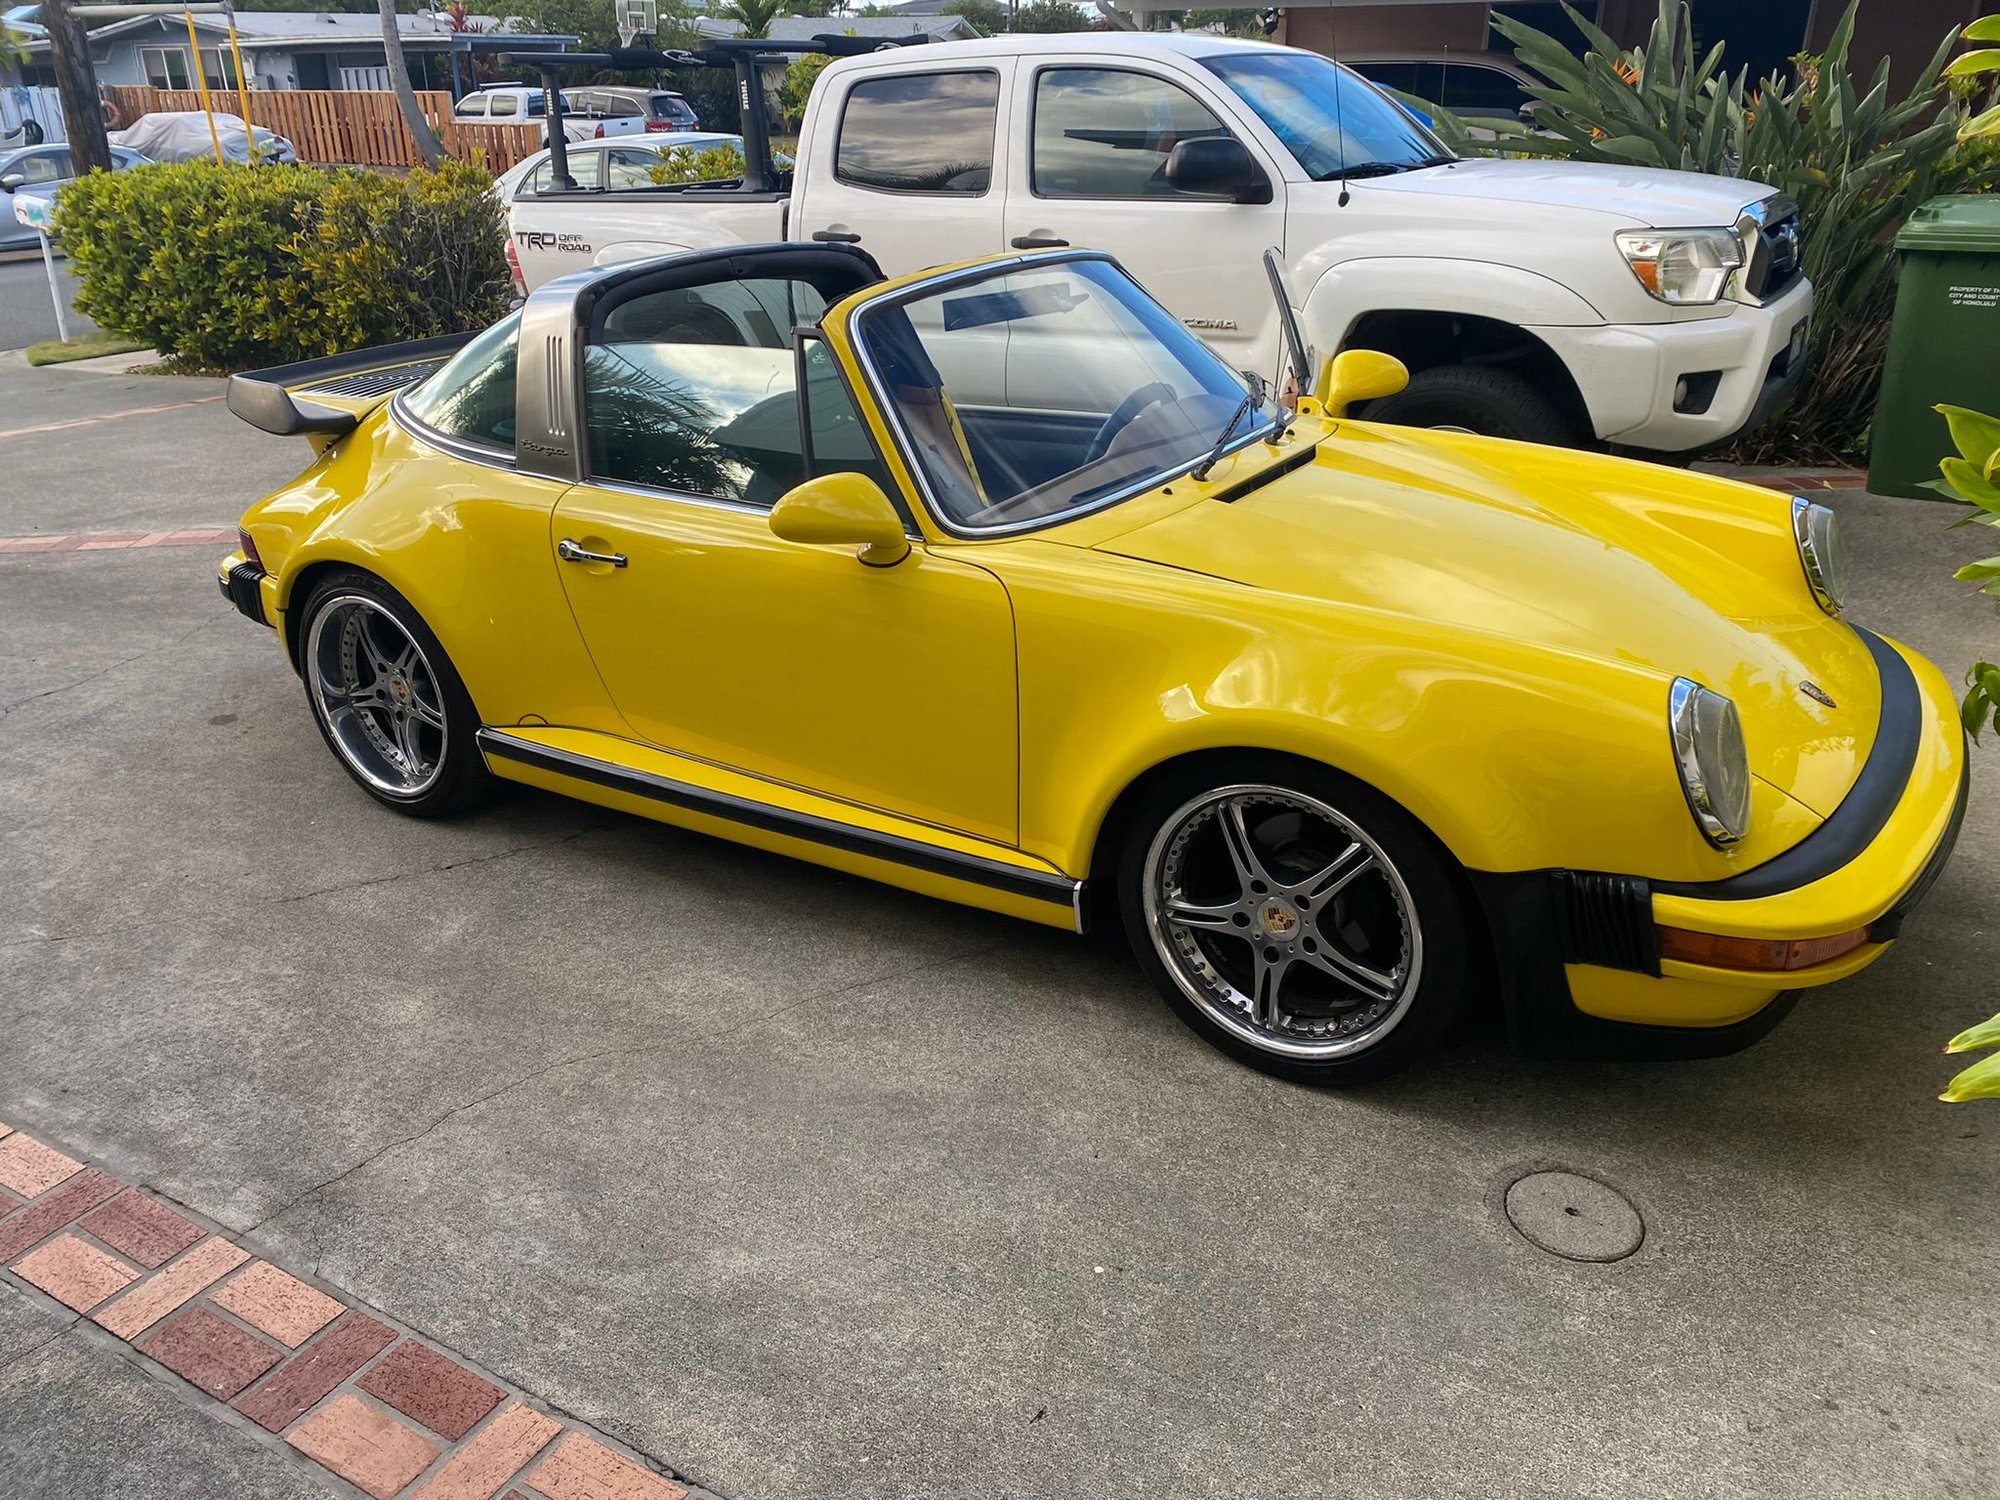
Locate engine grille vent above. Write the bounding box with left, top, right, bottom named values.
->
left=302, top=361, right=447, bottom=399
left=1552, top=870, right=1658, bottom=976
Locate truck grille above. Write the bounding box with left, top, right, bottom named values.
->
left=1742, top=198, right=1805, bottom=303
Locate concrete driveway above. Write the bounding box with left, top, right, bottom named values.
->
left=2, top=354, right=1997, bottom=1499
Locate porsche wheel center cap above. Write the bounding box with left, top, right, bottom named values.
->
left=391, top=676, right=412, bottom=706
left=1260, top=902, right=1299, bottom=938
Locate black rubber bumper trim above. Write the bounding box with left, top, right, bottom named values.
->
left=476, top=729, right=1082, bottom=917
left=1654, top=626, right=1920, bottom=901
left=1869, top=756, right=1971, bottom=942
left=220, top=561, right=270, bottom=626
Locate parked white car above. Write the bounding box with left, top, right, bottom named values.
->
left=110, top=112, right=296, bottom=165
left=453, top=86, right=595, bottom=145
left=504, top=35, right=1813, bottom=455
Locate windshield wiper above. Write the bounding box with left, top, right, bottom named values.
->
left=1191, top=385, right=1265, bottom=483
left=1317, top=156, right=1453, bottom=182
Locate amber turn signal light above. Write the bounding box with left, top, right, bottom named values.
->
left=1655, top=924, right=1874, bottom=972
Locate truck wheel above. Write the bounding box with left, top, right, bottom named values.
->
left=1364, top=365, right=1583, bottom=447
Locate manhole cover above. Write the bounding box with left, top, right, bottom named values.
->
left=1504, top=1170, right=1644, bottom=1262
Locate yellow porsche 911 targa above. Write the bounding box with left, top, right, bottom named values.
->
left=219, top=246, right=1966, bottom=1083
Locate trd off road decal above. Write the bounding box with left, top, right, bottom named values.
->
left=515, top=230, right=593, bottom=255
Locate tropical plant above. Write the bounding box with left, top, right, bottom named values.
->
left=1948, top=13, right=2000, bottom=140
left=938, top=0, right=1005, bottom=35
left=644, top=141, right=749, bottom=185
left=1012, top=0, right=1094, bottom=34
left=781, top=48, right=837, bottom=126
left=722, top=0, right=787, bottom=39
left=1420, top=1, right=2000, bottom=465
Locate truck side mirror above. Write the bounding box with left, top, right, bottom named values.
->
left=1317, top=350, right=1409, bottom=416
left=1164, top=138, right=1271, bottom=205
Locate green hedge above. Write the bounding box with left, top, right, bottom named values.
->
left=57, top=160, right=512, bottom=371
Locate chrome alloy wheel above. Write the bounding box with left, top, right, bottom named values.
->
left=1141, top=785, right=1423, bottom=1060
left=304, top=594, right=448, bottom=797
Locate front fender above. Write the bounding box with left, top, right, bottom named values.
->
left=1298, top=257, right=1607, bottom=352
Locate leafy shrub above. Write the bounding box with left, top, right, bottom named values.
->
left=1421, top=0, right=2000, bottom=464
left=57, top=159, right=510, bottom=370
left=780, top=49, right=836, bottom=129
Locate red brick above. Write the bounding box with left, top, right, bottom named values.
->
left=0, top=1134, right=83, bottom=1197
left=411, top=1402, right=563, bottom=1500
left=0, top=1169, right=123, bottom=1261
left=287, top=1392, right=441, bottom=1499
left=211, top=1260, right=344, bottom=1347
left=0, top=1121, right=12, bottom=1139
left=357, top=1340, right=504, bottom=1441
left=94, top=1237, right=248, bottom=1339
left=11, top=1233, right=137, bottom=1311
left=236, top=1311, right=397, bottom=1433
left=529, top=1433, right=688, bottom=1500
left=138, top=1307, right=283, bottom=1400
left=79, top=1192, right=203, bottom=1269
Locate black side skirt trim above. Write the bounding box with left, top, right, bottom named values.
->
left=1654, top=626, right=1921, bottom=901
left=477, top=729, right=1081, bottom=915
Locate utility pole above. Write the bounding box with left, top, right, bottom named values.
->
left=42, top=0, right=111, bottom=175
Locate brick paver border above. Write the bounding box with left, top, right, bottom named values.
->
left=0, top=1117, right=711, bottom=1500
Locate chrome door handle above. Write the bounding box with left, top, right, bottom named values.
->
left=557, top=538, right=627, bottom=567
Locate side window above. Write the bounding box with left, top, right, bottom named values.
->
left=1441, top=63, right=1531, bottom=114
left=22, top=150, right=72, bottom=184
left=799, top=338, right=895, bottom=498
left=1353, top=61, right=1421, bottom=96
left=525, top=152, right=602, bottom=193
left=583, top=277, right=879, bottom=508
left=603, top=148, right=664, bottom=191
left=1033, top=68, right=1232, bottom=199
left=402, top=313, right=520, bottom=453
left=490, top=95, right=518, bottom=118
left=458, top=95, right=486, bottom=118
left=834, top=71, right=998, bottom=195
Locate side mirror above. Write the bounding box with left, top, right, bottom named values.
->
left=0, top=174, right=22, bottom=193
left=1316, top=350, right=1409, bottom=416
left=769, top=472, right=910, bottom=567
left=1163, top=137, right=1271, bottom=205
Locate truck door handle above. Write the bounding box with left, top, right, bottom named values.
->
left=1011, top=234, right=1069, bottom=249
left=811, top=228, right=863, bottom=244
left=557, top=538, right=627, bottom=568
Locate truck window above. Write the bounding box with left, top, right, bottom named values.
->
left=1032, top=68, right=1232, bottom=200
left=490, top=95, right=518, bottom=118
left=525, top=151, right=603, bottom=193
left=834, top=71, right=999, bottom=195
left=458, top=95, right=487, bottom=118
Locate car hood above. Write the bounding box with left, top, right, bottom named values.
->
left=1089, top=423, right=1879, bottom=818
left=1356, top=157, right=1774, bottom=228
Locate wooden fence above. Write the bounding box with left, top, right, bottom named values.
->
left=106, top=86, right=544, bottom=171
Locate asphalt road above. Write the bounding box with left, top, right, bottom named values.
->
left=0, top=249, right=96, bottom=352
left=2, top=355, right=1997, bottom=1499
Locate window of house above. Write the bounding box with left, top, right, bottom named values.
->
left=834, top=71, right=999, bottom=195
left=1032, top=68, right=1232, bottom=199
left=200, top=48, right=238, bottom=91
left=141, top=46, right=193, bottom=90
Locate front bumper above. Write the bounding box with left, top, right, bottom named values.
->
left=1533, top=276, right=1813, bottom=455
left=1474, top=627, right=1968, bottom=1060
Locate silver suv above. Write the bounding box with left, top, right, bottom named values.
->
left=566, top=86, right=702, bottom=138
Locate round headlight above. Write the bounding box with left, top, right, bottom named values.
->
left=1669, top=679, right=1750, bottom=848
left=1791, top=497, right=1848, bottom=616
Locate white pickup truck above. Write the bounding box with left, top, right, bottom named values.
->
left=506, top=34, right=1813, bottom=454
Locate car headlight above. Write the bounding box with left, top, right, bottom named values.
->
left=1669, top=679, right=1750, bottom=847
left=1615, top=227, right=1745, bottom=305
left=1791, top=496, right=1848, bottom=616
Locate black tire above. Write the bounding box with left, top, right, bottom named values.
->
left=1116, top=756, right=1471, bottom=1086
left=294, top=569, right=493, bottom=818
left=1364, top=363, right=1582, bottom=447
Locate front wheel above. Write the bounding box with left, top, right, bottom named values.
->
left=296, top=571, right=493, bottom=817
left=1363, top=364, right=1583, bottom=447
left=1117, top=761, right=1471, bottom=1085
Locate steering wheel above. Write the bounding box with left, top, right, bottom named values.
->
left=1084, top=382, right=1178, bottom=464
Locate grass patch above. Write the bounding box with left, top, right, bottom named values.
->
left=24, top=331, right=152, bottom=367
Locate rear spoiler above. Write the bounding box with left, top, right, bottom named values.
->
left=225, top=332, right=475, bottom=438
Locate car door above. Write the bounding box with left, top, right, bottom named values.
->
left=1003, top=59, right=1288, bottom=381
left=792, top=61, right=1013, bottom=277
left=546, top=253, right=1019, bottom=844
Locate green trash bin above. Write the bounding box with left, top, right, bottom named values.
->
left=1868, top=195, right=2000, bottom=500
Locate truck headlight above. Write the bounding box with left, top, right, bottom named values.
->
left=1669, top=679, right=1750, bottom=847
left=1615, top=227, right=1745, bottom=305
left=1791, top=496, right=1848, bottom=616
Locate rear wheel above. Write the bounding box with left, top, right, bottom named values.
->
left=1118, top=761, right=1470, bottom=1085
left=1364, top=364, right=1582, bottom=446
left=296, top=571, right=492, bottom=817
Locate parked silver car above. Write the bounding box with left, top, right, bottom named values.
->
left=0, top=143, right=149, bottom=249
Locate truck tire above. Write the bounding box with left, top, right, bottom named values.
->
left=1364, top=364, right=1583, bottom=447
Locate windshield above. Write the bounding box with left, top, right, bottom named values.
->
left=856, top=258, right=1266, bottom=534
left=1199, top=50, right=1452, bottom=181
